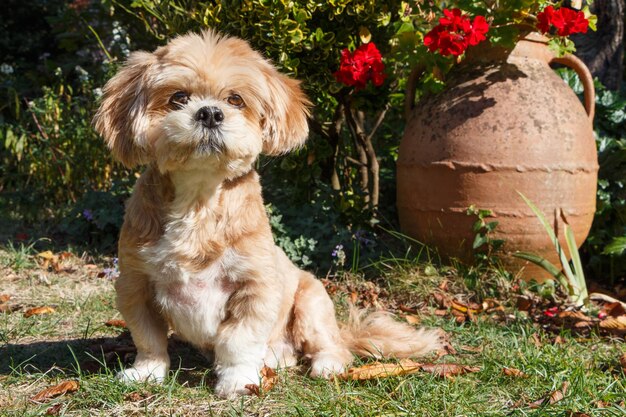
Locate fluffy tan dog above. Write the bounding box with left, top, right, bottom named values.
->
left=93, top=30, right=441, bottom=398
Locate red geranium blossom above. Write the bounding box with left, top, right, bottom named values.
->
left=334, top=42, right=386, bottom=89
left=537, top=6, right=589, bottom=36
left=424, top=8, right=489, bottom=56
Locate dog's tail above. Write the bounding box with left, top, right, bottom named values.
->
left=340, top=307, right=443, bottom=359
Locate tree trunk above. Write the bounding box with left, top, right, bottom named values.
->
left=572, top=0, right=624, bottom=90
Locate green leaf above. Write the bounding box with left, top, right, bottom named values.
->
left=564, top=224, right=587, bottom=306
left=473, top=234, right=488, bottom=250
left=513, top=251, right=570, bottom=291
left=602, top=236, right=626, bottom=256
left=517, top=192, right=575, bottom=282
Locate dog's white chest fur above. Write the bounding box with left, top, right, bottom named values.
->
left=145, top=244, right=242, bottom=347
left=140, top=169, right=243, bottom=348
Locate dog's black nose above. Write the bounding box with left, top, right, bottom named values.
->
left=195, top=106, right=224, bottom=128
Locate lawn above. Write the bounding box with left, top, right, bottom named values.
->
left=0, top=245, right=624, bottom=417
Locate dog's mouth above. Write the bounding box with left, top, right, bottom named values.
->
left=195, top=130, right=225, bottom=155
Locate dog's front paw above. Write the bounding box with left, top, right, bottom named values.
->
left=310, top=352, right=347, bottom=379
left=214, top=365, right=260, bottom=398
left=116, top=361, right=168, bottom=384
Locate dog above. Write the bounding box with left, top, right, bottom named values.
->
left=93, top=30, right=441, bottom=398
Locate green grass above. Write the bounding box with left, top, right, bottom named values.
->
left=0, top=247, right=624, bottom=416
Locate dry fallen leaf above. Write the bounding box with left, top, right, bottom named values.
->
left=24, top=306, right=56, bottom=318
left=0, top=294, right=10, bottom=303
left=398, top=304, right=418, bottom=314
left=105, top=319, right=127, bottom=328
left=516, top=296, right=532, bottom=312
left=420, top=363, right=481, bottom=378
left=45, top=403, right=63, bottom=416
left=601, top=302, right=626, bottom=318
left=434, top=309, right=448, bottom=317
left=459, top=345, right=483, bottom=353
left=599, top=316, right=626, bottom=335
left=30, top=380, right=79, bottom=403
left=527, top=381, right=569, bottom=409
left=338, top=359, right=422, bottom=381
left=404, top=315, right=420, bottom=325
left=530, top=333, right=543, bottom=348
left=451, top=300, right=482, bottom=315
left=503, top=367, right=527, bottom=378
left=245, top=366, right=279, bottom=396
left=558, top=311, right=592, bottom=322
left=432, top=292, right=451, bottom=308
left=619, top=353, right=626, bottom=373
left=549, top=381, right=569, bottom=404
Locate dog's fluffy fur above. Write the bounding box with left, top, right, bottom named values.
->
left=93, top=30, right=441, bottom=398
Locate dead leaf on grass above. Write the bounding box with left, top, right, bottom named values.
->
left=459, top=345, right=483, bottom=353
left=553, top=335, right=566, bottom=345
left=619, top=353, right=626, bottom=373
left=24, top=306, right=55, bottom=318
left=516, top=296, right=532, bottom=312
left=0, top=294, right=10, bottom=303
left=398, top=304, right=417, bottom=314
left=451, top=300, right=481, bottom=315
left=503, top=367, right=527, bottom=378
left=530, top=333, right=543, bottom=348
left=45, top=403, right=63, bottom=416
left=434, top=309, right=448, bottom=317
left=338, top=360, right=480, bottom=381
left=549, top=381, right=569, bottom=403
left=338, top=359, right=422, bottom=380
left=432, top=293, right=451, bottom=308
left=557, top=311, right=593, bottom=322
left=30, top=380, right=79, bottom=403
left=245, top=366, right=279, bottom=396
left=601, top=302, right=626, bottom=318
left=105, top=319, right=127, bottom=328
left=599, top=316, right=626, bottom=335
left=420, top=363, right=481, bottom=378
left=527, top=381, right=569, bottom=409
left=404, top=315, right=420, bottom=325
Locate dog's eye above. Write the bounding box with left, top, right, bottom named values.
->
left=169, top=91, right=190, bottom=109
left=226, top=94, right=245, bottom=108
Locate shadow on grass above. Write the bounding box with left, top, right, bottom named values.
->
left=0, top=333, right=215, bottom=387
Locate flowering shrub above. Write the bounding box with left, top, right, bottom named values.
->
left=423, top=9, right=489, bottom=56
left=421, top=2, right=594, bottom=59
left=334, top=42, right=386, bottom=89
left=536, top=6, right=590, bottom=37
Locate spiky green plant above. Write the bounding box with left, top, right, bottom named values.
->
left=514, top=192, right=589, bottom=307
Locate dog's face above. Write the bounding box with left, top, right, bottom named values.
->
left=94, top=31, right=310, bottom=174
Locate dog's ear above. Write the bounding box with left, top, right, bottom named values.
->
left=93, top=51, right=156, bottom=168
left=260, top=69, right=311, bottom=155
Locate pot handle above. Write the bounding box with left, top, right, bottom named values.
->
left=404, top=64, right=426, bottom=120
left=550, top=54, right=595, bottom=121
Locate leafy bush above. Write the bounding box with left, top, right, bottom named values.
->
left=0, top=0, right=413, bottom=267
left=559, top=69, right=626, bottom=283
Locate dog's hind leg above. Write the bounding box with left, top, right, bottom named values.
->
left=291, top=272, right=352, bottom=378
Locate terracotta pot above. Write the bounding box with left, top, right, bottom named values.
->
left=397, top=33, right=598, bottom=279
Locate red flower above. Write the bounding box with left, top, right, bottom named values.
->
left=536, top=6, right=589, bottom=36
left=537, top=5, right=556, bottom=33
left=468, top=16, right=489, bottom=46
left=424, top=8, right=489, bottom=56
left=334, top=42, right=386, bottom=89
left=543, top=306, right=559, bottom=317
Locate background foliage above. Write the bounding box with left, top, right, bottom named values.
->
left=0, top=0, right=625, bottom=281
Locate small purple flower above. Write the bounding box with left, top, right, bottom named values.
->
left=82, top=209, right=94, bottom=222
left=332, top=244, right=344, bottom=258
left=354, top=230, right=374, bottom=247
